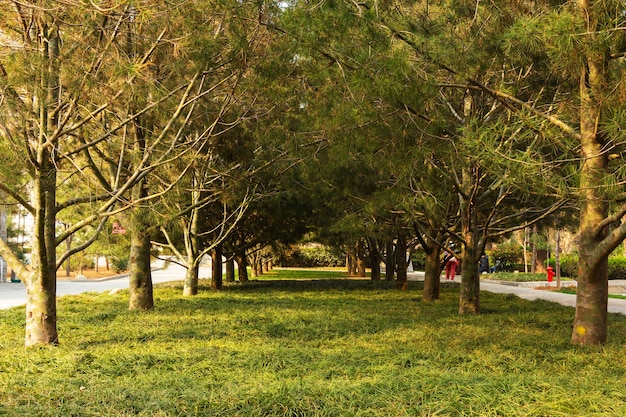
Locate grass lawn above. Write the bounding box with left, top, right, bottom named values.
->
left=557, top=287, right=626, bottom=300
left=482, top=272, right=575, bottom=282
left=2, top=269, right=626, bottom=416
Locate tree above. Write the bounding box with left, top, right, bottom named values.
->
left=0, top=0, right=235, bottom=345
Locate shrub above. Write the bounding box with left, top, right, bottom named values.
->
left=276, top=246, right=344, bottom=268
left=609, top=257, right=626, bottom=280
left=551, top=254, right=626, bottom=280
left=558, top=254, right=578, bottom=278
left=489, top=243, right=523, bottom=272
left=111, top=256, right=129, bottom=273
left=410, top=250, right=426, bottom=270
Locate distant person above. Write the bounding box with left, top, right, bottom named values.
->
left=490, top=258, right=502, bottom=273
left=444, top=251, right=458, bottom=281
left=479, top=254, right=490, bottom=274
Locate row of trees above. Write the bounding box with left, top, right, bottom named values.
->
left=0, top=0, right=624, bottom=347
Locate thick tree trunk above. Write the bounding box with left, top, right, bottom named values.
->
left=356, top=240, right=366, bottom=277
left=422, top=245, right=441, bottom=302
left=183, top=262, right=199, bottom=296
left=128, top=222, right=154, bottom=310
left=211, top=245, right=223, bottom=290
left=25, top=168, right=59, bottom=345
left=24, top=18, right=61, bottom=346
left=128, top=174, right=154, bottom=310
left=395, top=235, right=408, bottom=289
left=367, top=238, right=381, bottom=281
left=459, top=243, right=480, bottom=314
left=571, top=0, right=610, bottom=346
left=346, top=246, right=357, bottom=275
left=236, top=251, right=248, bottom=283
left=459, top=165, right=480, bottom=314
left=226, top=258, right=235, bottom=282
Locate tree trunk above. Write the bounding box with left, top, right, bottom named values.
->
left=367, top=238, right=381, bottom=281
left=211, top=245, right=223, bottom=290
left=236, top=251, right=248, bottom=283
left=226, top=258, right=235, bottom=282
left=356, top=240, right=366, bottom=277
left=571, top=0, right=610, bottom=346
left=422, top=245, right=441, bottom=302
left=530, top=224, right=537, bottom=274
left=183, top=262, right=199, bottom=296
left=459, top=165, right=480, bottom=314
left=346, top=246, right=357, bottom=275
left=385, top=240, right=395, bottom=281
left=25, top=161, right=59, bottom=346
left=24, top=17, right=61, bottom=346
left=128, top=218, right=154, bottom=310
left=395, top=235, right=408, bottom=289
left=128, top=168, right=153, bottom=309
left=459, top=243, right=480, bottom=314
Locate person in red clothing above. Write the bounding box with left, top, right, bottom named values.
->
left=445, top=253, right=458, bottom=280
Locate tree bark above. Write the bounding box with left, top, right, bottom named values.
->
left=24, top=18, right=61, bottom=346
left=128, top=213, right=154, bottom=310
left=570, top=0, right=611, bottom=346
left=356, top=240, right=366, bottom=277
left=128, top=151, right=153, bottom=309
left=236, top=251, right=248, bottom=283
left=25, top=159, right=59, bottom=346
left=422, top=245, right=441, bottom=302
left=183, top=262, right=199, bottom=296
left=385, top=240, right=395, bottom=281
left=226, top=258, right=235, bottom=282
left=531, top=224, right=538, bottom=273
left=395, top=235, right=408, bottom=289
left=459, top=165, right=480, bottom=314
left=211, top=245, right=223, bottom=290
left=459, top=241, right=480, bottom=314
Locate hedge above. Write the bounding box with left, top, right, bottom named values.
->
left=276, top=246, right=345, bottom=268
left=554, top=254, right=626, bottom=280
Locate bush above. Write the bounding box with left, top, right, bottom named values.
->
left=276, top=246, right=345, bottom=268
left=111, top=256, right=129, bottom=273
left=489, top=243, right=523, bottom=272
left=609, top=257, right=626, bottom=280
left=558, top=254, right=577, bottom=278
left=410, top=250, right=426, bottom=270
left=551, top=254, right=626, bottom=280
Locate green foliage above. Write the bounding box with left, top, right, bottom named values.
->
left=489, top=243, right=524, bottom=272
left=2, top=278, right=626, bottom=415
left=485, top=272, right=563, bottom=282
left=276, top=246, right=344, bottom=268
left=609, top=257, right=626, bottom=280
left=110, top=256, right=129, bottom=273
left=558, top=254, right=578, bottom=279
left=411, top=249, right=426, bottom=270
left=555, top=254, right=626, bottom=280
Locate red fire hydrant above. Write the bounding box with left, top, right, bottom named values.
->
left=546, top=266, right=554, bottom=282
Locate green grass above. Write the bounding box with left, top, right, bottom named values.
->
left=483, top=272, right=574, bottom=282
left=558, top=287, right=626, bottom=300
left=2, top=272, right=626, bottom=416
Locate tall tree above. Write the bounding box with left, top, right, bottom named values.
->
left=0, top=1, right=230, bottom=344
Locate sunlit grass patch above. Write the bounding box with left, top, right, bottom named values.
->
left=1, top=276, right=626, bottom=416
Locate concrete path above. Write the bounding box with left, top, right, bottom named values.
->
left=0, top=262, right=210, bottom=310
left=407, top=272, right=626, bottom=315
left=3, top=267, right=626, bottom=315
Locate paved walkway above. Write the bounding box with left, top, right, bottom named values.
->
left=0, top=263, right=210, bottom=310
left=2, top=267, right=626, bottom=315
left=407, top=272, right=626, bottom=315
